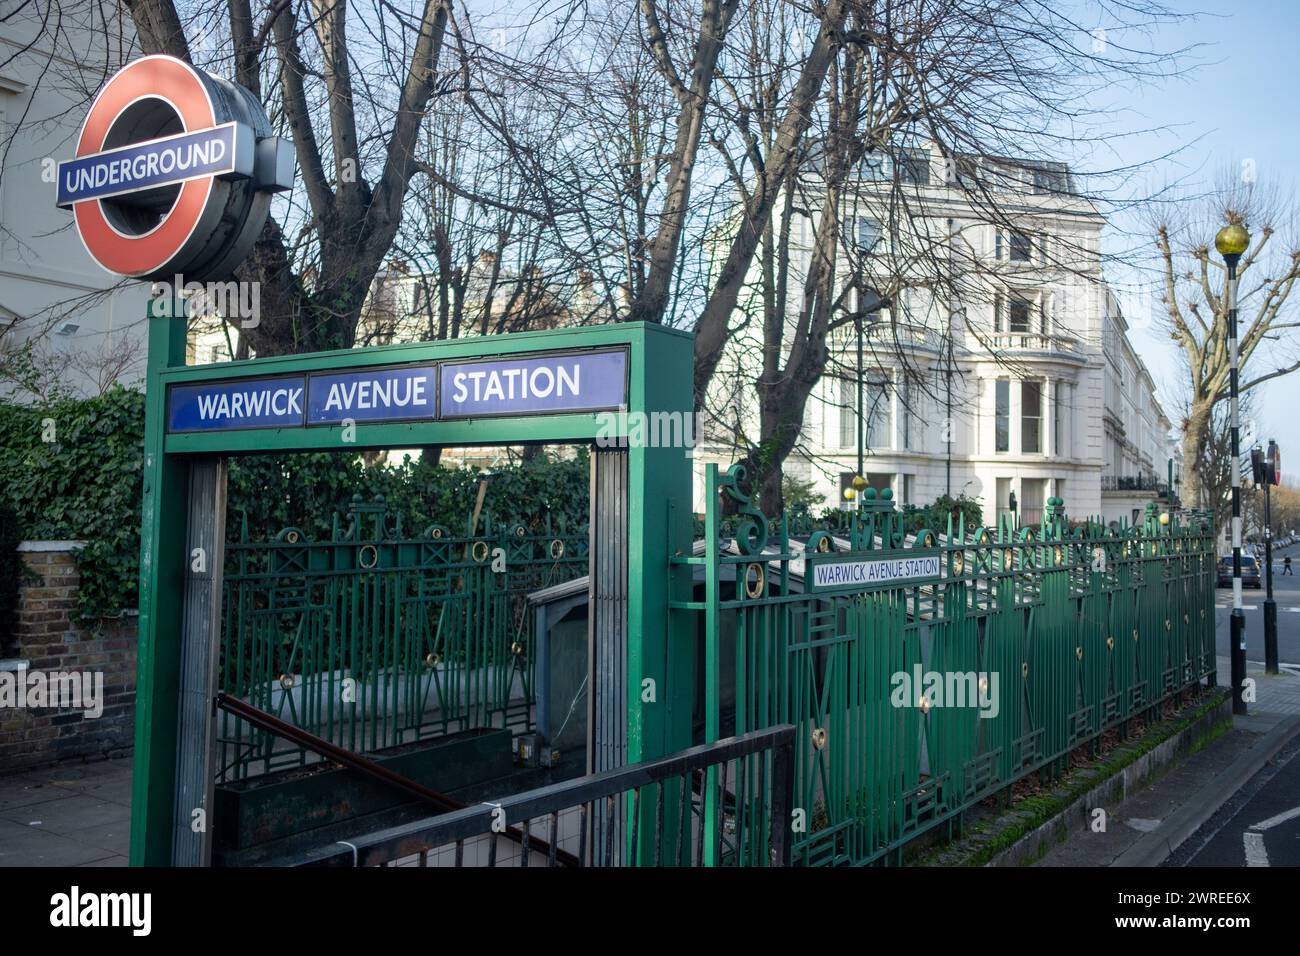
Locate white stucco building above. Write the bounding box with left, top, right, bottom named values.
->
left=0, top=3, right=148, bottom=399
left=694, top=143, right=1177, bottom=528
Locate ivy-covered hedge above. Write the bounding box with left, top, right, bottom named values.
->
left=0, top=387, right=590, bottom=623
left=0, top=386, right=145, bottom=624
left=225, top=449, right=591, bottom=544
left=0, top=500, right=23, bottom=647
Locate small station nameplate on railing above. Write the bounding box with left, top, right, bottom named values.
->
left=806, top=549, right=942, bottom=592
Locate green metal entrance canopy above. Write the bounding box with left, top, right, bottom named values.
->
left=131, top=297, right=695, bottom=865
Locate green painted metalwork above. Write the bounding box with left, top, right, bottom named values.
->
left=131, top=298, right=694, bottom=866
left=676, top=464, right=1216, bottom=867
left=216, top=498, right=588, bottom=781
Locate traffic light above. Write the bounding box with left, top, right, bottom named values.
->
left=1251, top=443, right=1279, bottom=487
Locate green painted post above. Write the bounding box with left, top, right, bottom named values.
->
left=624, top=325, right=694, bottom=864
left=702, top=463, right=721, bottom=865
left=130, top=296, right=189, bottom=866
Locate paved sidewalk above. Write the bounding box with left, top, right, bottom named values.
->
left=3, top=661, right=1297, bottom=868
left=0, top=757, right=132, bottom=867
left=1035, top=657, right=1300, bottom=866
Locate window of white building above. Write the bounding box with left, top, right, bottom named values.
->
left=866, top=379, right=890, bottom=448
left=1009, top=297, right=1032, bottom=333
left=1009, top=230, right=1033, bottom=262
left=839, top=377, right=855, bottom=448
left=837, top=376, right=890, bottom=449
left=995, top=380, right=1010, bottom=453
left=1054, top=382, right=1070, bottom=456
left=901, top=377, right=913, bottom=449
left=1021, top=478, right=1046, bottom=524
left=1022, top=380, right=1044, bottom=454
left=994, top=294, right=1038, bottom=334
left=853, top=217, right=882, bottom=254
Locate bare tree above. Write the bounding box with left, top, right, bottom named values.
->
left=1155, top=173, right=1300, bottom=510
left=26, top=0, right=457, bottom=356
left=692, top=0, right=1196, bottom=512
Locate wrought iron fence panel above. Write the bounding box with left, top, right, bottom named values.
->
left=217, top=499, right=588, bottom=781
left=675, top=464, right=1216, bottom=867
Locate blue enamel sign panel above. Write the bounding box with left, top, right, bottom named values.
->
left=439, top=349, right=627, bottom=419
left=307, top=365, right=437, bottom=424
left=57, top=122, right=249, bottom=208
left=168, top=375, right=306, bottom=432
left=165, top=348, right=628, bottom=433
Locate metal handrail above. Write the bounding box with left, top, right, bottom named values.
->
left=285, top=724, right=796, bottom=868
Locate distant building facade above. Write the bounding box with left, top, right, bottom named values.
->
left=694, top=143, right=1177, bottom=528
left=0, top=4, right=147, bottom=399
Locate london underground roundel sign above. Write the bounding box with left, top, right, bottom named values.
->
left=56, top=55, right=293, bottom=281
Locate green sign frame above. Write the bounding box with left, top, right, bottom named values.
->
left=130, top=297, right=695, bottom=865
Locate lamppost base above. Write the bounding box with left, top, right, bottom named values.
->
left=1230, top=609, right=1248, bottom=715
left=1264, top=599, right=1279, bottom=675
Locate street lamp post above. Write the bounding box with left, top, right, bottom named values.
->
left=1264, top=439, right=1280, bottom=674
left=853, top=222, right=883, bottom=495
left=857, top=309, right=865, bottom=483
left=1216, top=221, right=1250, bottom=715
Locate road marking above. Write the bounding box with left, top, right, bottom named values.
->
left=1241, top=804, right=1300, bottom=868
left=1244, top=831, right=1269, bottom=867
left=1249, top=804, right=1300, bottom=832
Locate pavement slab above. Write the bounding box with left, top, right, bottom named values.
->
left=1035, top=657, right=1300, bottom=867
left=0, top=757, right=132, bottom=867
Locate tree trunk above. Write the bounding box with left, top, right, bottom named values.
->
left=1182, top=397, right=1213, bottom=510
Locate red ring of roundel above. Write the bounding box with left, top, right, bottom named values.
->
left=72, top=56, right=217, bottom=277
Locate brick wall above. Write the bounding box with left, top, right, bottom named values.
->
left=0, top=542, right=136, bottom=774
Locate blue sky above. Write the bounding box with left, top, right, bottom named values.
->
left=1100, top=1, right=1300, bottom=472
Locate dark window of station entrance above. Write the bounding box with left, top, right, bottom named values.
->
left=211, top=445, right=596, bottom=863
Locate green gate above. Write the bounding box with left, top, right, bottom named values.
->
left=676, top=463, right=1216, bottom=866
left=216, top=499, right=588, bottom=782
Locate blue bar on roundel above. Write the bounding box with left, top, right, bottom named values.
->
left=56, top=123, right=250, bottom=208
left=307, top=365, right=438, bottom=424
left=167, top=375, right=306, bottom=432
left=439, top=349, right=628, bottom=419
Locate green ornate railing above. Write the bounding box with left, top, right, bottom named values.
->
left=674, top=463, right=1216, bottom=867
left=216, top=497, right=588, bottom=782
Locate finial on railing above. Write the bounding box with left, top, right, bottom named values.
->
left=720, top=463, right=769, bottom=555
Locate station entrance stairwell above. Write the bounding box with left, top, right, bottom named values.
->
left=129, top=303, right=695, bottom=866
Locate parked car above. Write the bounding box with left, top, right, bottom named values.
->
left=1217, top=555, right=1262, bottom=588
